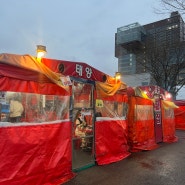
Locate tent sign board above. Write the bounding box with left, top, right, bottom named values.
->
left=154, top=95, right=163, bottom=143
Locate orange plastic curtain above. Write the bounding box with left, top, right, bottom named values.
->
left=161, top=106, right=178, bottom=143
left=127, top=96, right=158, bottom=152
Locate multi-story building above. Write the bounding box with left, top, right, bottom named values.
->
left=115, top=11, right=185, bottom=87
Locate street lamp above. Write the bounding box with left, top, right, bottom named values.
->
left=115, top=72, right=121, bottom=83
left=36, top=45, right=47, bottom=59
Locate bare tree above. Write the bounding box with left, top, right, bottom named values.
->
left=156, top=0, right=185, bottom=14
left=137, top=41, right=185, bottom=98
left=151, top=0, right=185, bottom=99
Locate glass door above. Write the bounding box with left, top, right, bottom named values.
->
left=71, top=81, right=95, bottom=171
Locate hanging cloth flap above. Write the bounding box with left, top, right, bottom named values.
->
left=0, top=53, right=69, bottom=91
left=95, top=78, right=127, bottom=98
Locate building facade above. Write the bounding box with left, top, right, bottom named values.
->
left=115, top=11, right=185, bottom=87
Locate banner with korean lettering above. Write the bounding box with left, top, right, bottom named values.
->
left=42, top=59, right=109, bottom=82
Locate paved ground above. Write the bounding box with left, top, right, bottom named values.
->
left=64, top=130, right=185, bottom=185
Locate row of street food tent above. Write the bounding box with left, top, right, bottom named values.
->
left=0, top=53, right=181, bottom=185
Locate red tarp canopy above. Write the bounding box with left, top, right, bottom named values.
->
left=0, top=53, right=130, bottom=184
left=0, top=53, right=74, bottom=185
left=95, top=119, right=130, bottom=165
left=174, top=100, right=185, bottom=130
left=0, top=53, right=69, bottom=95
left=0, top=121, right=74, bottom=185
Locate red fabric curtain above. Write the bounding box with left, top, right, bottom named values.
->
left=0, top=76, right=70, bottom=96
left=0, top=62, right=70, bottom=95
left=127, top=97, right=158, bottom=152
left=0, top=63, right=53, bottom=83
left=174, top=105, right=185, bottom=130
left=95, top=119, right=130, bottom=165
left=161, top=108, right=178, bottom=143
left=0, top=121, right=74, bottom=185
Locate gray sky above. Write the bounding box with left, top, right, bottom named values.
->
left=1, top=0, right=166, bottom=76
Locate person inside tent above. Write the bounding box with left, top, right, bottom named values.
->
left=74, top=110, right=87, bottom=148
left=9, top=94, right=24, bottom=123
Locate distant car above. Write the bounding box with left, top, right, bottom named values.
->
left=0, top=103, right=10, bottom=122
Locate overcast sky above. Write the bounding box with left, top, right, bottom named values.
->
left=1, top=0, right=168, bottom=76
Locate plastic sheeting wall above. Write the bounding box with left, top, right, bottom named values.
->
left=127, top=96, right=178, bottom=152
left=95, top=119, right=130, bottom=165
left=174, top=103, right=185, bottom=130
left=127, top=96, right=158, bottom=152
left=0, top=121, right=74, bottom=185
left=161, top=105, right=178, bottom=143
left=95, top=93, right=130, bottom=165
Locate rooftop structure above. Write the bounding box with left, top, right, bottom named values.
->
left=115, top=11, right=185, bottom=87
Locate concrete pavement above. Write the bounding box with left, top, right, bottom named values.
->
left=64, top=130, right=185, bottom=185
